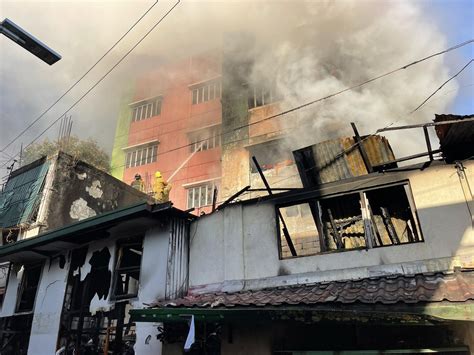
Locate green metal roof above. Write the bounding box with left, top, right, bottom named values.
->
left=0, top=202, right=170, bottom=262
left=0, top=158, right=50, bottom=228
left=129, top=302, right=474, bottom=323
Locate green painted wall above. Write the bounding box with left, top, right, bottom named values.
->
left=110, top=86, right=134, bottom=180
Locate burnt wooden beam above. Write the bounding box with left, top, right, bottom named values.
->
left=252, top=156, right=273, bottom=194
left=327, top=209, right=343, bottom=249
left=372, top=149, right=442, bottom=169
left=380, top=207, right=400, bottom=245
left=252, top=156, right=297, bottom=257
left=377, top=116, right=474, bottom=132
left=248, top=188, right=303, bottom=192
left=366, top=203, right=383, bottom=247
left=423, top=126, right=433, bottom=161
left=351, top=122, right=373, bottom=173
left=216, top=186, right=250, bottom=211
left=211, top=186, right=218, bottom=212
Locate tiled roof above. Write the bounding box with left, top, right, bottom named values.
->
left=154, top=271, right=474, bottom=309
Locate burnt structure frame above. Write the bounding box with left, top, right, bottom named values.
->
left=111, top=235, right=144, bottom=301
left=275, top=179, right=424, bottom=259
left=15, top=262, right=43, bottom=313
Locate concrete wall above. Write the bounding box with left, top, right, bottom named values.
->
left=0, top=215, right=185, bottom=354
left=189, top=161, right=474, bottom=292
left=28, top=256, right=69, bottom=354
left=44, top=153, right=149, bottom=232
left=0, top=264, right=27, bottom=317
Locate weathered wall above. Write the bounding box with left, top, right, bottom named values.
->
left=28, top=256, right=69, bottom=354
left=121, top=53, right=222, bottom=212
left=0, top=263, right=26, bottom=317
left=44, top=153, right=149, bottom=232
left=132, top=225, right=170, bottom=354
left=189, top=161, right=474, bottom=291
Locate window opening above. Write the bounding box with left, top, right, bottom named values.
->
left=112, top=238, right=143, bottom=299
left=16, top=263, right=42, bottom=313
left=189, top=125, right=221, bottom=153
left=131, top=97, right=162, bottom=122
left=191, top=80, right=221, bottom=105
left=0, top=262, right=11, bottom=308
left=125, top=144, right=158, bottom=168
left=187, top=182, right=217, bottom=209
left=248, top=84, right=281, bottom=109
left=279, top=203, right=320, bottom=258
left=277, top=183, right=423, bottom=259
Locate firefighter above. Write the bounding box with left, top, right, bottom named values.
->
left=130, top=173, right=145, bottom=192
left=153, top=171, right=171, bottom=202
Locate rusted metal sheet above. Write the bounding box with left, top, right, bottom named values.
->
left=294, top=135, right=396, bottom=186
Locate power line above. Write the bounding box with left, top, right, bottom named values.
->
left=0, top=0, right=160, bottom=155
left=272, top=59, right=474, bottom=187
left=410, top=59, right=473, bottom=113
left=105, top=40, right=473, bottom=172
left=2, top=38, right=472, bottom=172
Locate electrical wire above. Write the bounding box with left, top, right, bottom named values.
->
left=105, top=42, right=473, bottom=173
left=0, top=0, right=160, bottom=155
left=2, top=38, right=471, bottom=174
left=0, top=0, right=181, bottom=169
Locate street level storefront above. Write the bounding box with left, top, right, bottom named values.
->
left=131, top=271, right=474, bottom=354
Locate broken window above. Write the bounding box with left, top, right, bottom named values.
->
left=277, top=183, right=422, bottom=259
left=249, top=140, right=293, bottom=173
left=131, top=97, right=162, bottom=122
left=16, top=263, right=42, bottom=313
left=279, top=203, right=321, bottom=258
left=248, top=84, right=282, bottom=109
left=112, top=238, right=143, bottom=299
left=192, top=79, right=221, bottom=105
left=189, top=125, right=222, bottom=153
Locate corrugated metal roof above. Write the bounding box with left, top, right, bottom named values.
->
left=0, top=158, right=50, bottom=228
left=295, top=135, right=396, bottom=185
left=151, top=271, right=474, bottom=309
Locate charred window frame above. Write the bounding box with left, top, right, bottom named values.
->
left=112, top=237, right=143, bottom=300
left=276, top=182, right=423, bottom=259
left=189, top=125, right=222, bottom=153
left=15, top=263, right=43, bottom=313
left=248, top=84, right=282, bottom=109
left=191, top=79, right=221, bottom=105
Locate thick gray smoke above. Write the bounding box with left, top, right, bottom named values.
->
left=0, top=0, right=463, bottom=173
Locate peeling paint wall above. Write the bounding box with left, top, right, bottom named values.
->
left=28, top=256, right=69, bottom=354
left=0, top=264, right=24, bottom=317
left=189, top=161, right=474, bottom=292
left=44, top=153, right=149, bottom=231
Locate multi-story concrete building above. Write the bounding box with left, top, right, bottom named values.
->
left=110, top=51, right=223, bottom=214
left=110, top=40, right=301, bottom=214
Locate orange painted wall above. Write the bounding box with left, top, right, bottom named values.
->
left=123, top=52, right=222, bottom=213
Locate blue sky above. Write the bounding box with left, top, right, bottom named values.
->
left=423, top=0, right=474, bottom=114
